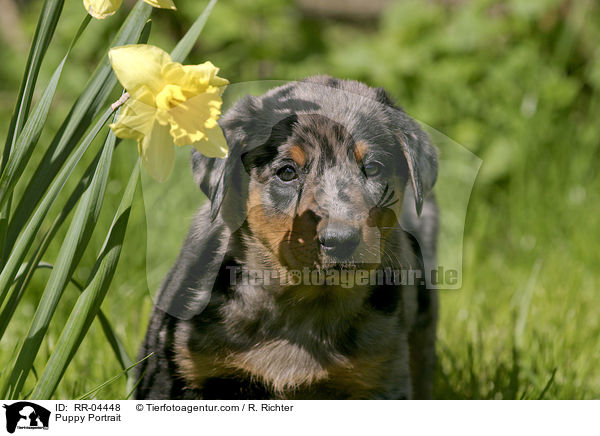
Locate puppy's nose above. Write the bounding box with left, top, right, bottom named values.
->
left=319, top=225, right=361, bottom=258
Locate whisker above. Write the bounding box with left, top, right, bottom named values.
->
left=381, top=198, right=399, bottom=208
left=377, top=184, right=390, bottom=207
left=376, top=185, right=397, bottom=209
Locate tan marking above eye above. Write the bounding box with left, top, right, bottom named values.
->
left=354, top=141, right=369, bottom=163
left=289, top=145, right=306, bottom=167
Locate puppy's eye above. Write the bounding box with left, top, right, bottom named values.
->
left=364, top=162, right=383, bottom=178
left=276, top=165, right=298, bottom=182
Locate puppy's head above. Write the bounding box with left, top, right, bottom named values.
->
left=193, top=76, right=437, bottom=274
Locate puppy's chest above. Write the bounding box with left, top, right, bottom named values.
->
left=174, top=317, right=402, bottom=399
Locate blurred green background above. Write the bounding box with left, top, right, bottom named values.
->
left=0, top=0, right=599, bottom=399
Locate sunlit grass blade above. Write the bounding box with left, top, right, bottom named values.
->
left=537, top=368, right=558, bottom=400
left=125, top=364, right=148, bottom=400
left=4, top=2, right=152, bottom=256
left=0, top=15, right=91, bottom=212
left=170, top=0, right=218, bottom=63
left=76, top=352, right=152, bottom=401
left=1, top=109, right=119, bottom=399
left=31, top=163, right=140, bottom=399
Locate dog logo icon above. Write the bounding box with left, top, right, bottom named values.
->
left=3, top=402, right=50, bottom=433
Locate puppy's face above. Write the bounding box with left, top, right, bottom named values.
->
left=242, top=113, right=408, bottom=271
left=193, top=77, right=438, bottom=293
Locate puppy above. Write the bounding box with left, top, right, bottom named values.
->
left=135, top=76, right=439, bottom=400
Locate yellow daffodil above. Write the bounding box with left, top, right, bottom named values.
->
left=84, top=0, right=176, bottom=20
left=108, top=44, right=229, bottom=182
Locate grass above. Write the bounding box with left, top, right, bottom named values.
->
left=435, top=159, right=600, bottom=399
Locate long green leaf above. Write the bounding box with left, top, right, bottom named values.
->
left=0, top=148, right=105, bottom=342
left=57, top=274, right=134, bottom=375
left=95, top=309, right=134, bottom=375
left=31, top=163, right=140, bottom=399
left=1, top=262, right=132, bottom=374
left=0, top=106, right=112, bottom=319
left=1, top=109, right=118, bottom=399
left=1, top=0, right=218, bottom=398
left=2, top=0, right=64, bottom=163
left=0, top=15, right=91, bottom=211
left=0, top=15, right=151, bottom=336
left=170, top=0, right=218, bottom=63
left=0, top=245, right=46, bottom=340
left=0, top=0, right=214, bottom=307
left=0, top=0, right=65, bottom=264
left=4, top=1, right=152, bottom=256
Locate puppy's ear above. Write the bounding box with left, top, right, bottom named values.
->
left=191, top=95, right=257, bottom=223
left=375, top=87, right=438, bottom=215
left=398, top=125, right=438, bottom=215
left=191, top=151, right=225, bottom=201
left=191, top=145, right=243, bottom=223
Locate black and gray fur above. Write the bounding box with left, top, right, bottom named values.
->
left=135, top=76, right=439, bottom=399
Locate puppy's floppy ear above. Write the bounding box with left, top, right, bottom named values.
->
left=398, top=124, right=438, bottom=215
left=191, top=150, right=225, bottom=202
left=375, top=87, right=438, bottom=215
left=191, top=145, right=243, bottom=223
left=191, top=95, right=257, bottom=223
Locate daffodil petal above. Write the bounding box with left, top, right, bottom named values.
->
left=161, top=63, right=187, bottom=88
left=183, top=62, right=229, bottom=88
left=84, top=0, right=122, bottom=19
left=143, top=0, right=176, bottom=10
left=109, top=90, right=157, bottom=140
left=194, top=125, right=228, bottom=158
left=139, top=123, right=175, bottom=182
left=162, top=62, right=228, bottom=94
left=109, top=45, right=172, bottom=96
